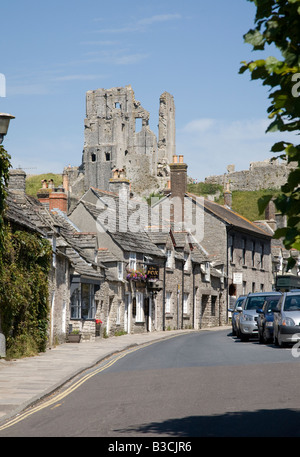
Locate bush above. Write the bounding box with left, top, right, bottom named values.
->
left=0, top=226, right=52, bottom=359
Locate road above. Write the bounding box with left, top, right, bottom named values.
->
left=1, top=328, right=300, bottom=438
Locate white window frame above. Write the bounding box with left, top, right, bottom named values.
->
left=129, top=252, right=137, bottom=270
left=116, top=300, right=121, bottom=325
left=166, top=292, right=172, bottom=313
left=183, top=293, right=189, bottom=314
left=204, top=262, right=210, bottom=282
left=184, top=252, right=190, bottom=271
left=117, top=261, right=123, bottom=280
left=136, top=292, right=144, bottom=322
left=166, top=249, right=173, bottom=268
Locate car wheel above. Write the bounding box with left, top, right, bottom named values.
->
left=240, top=333, right=249, bottom=342
left=263, top=328, right=270, bottom=344
left=278, top=332, right=288, bottom=348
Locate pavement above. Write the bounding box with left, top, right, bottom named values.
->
left=0, top=326, right=230, bottom=425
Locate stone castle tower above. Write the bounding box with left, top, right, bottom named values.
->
left=67, top=85, right=175, bottom=196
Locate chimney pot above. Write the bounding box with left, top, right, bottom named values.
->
left=223, top=183, right=232, bottom=208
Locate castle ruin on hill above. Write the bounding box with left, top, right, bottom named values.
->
left=204, top=159, right=297, bottom=192
left=63, top=85, right=175, bottom=203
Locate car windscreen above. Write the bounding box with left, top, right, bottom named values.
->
left=244, top=296, right=276, bottom=310
left=234, top=298, right=245, bottom=310
left=263, top=297, right=280, bottom=313
left=283, top=295, right=300, bottom=311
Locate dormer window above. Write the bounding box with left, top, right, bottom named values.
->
left=184, top=252, right=190, bottom=271
left=129, top=252, right=136, bottom=270
left=166, top=249, right=173, bottom=269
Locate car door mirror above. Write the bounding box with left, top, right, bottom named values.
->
left=236, top=306, right=243, bottom=312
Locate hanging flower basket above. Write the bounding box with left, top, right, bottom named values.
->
left=126, top=268, right=147, bottom=282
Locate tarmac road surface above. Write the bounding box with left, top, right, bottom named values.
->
left=1, top=328, right=300, bottom=437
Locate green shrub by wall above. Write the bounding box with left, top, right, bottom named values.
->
left=0, top=226, right=52, bottom=359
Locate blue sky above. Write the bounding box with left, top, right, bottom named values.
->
left=0, top=0, right=296, bottom=181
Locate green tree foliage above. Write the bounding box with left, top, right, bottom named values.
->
left=0, top=226, right=52, bottom=358
left=240, top=0, right=300, bottom=268
left=0, top=145, right=52, bottom=358
left=0, top=145, right=11, bottom=252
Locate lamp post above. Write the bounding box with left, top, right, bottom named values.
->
left=0, top=113, right=15, bottom=144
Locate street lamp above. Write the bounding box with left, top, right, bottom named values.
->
left=0, top=113, right=15, bottom=144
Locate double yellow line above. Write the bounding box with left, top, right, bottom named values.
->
left=0, top=333, right=183, bottom=432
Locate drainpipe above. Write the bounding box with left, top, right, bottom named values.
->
left=177, top=284, right=180, bottom=329
left=181, top=259, right=184, bottom=329
left=163, top=259, right=166, bottom=331
left=226, top=225, right=234, bottom=324
left=192, top=262, right=196, bottom=329
left=0, top=314, right=6, bottom=358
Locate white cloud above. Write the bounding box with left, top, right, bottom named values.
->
left=113, top=53, right=149, bottom=65
left=53, top=74, right=100, bottom=82
left=80, top=40, right=119, bottom=46
left=177, top=117, right=298, bottom=181
left=8, top=83, right=50, bottom=96
left=93, top=12, right=181, bottom=34
left=138, top=14, right=181, bottom=25
left=182, top=118, right=216, bottom=133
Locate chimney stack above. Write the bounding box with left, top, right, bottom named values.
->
left=49, top=187, right=68, bottom=213
left=37, top=184, right=68, bottom=213
left=109, top=168, right=130, bottom=199
left=8, top=168, right=26, bottom=203
left=265, top=198, right=276, bottom=231
left=223, top=183, right=232, bottom=208
left=169, top=155, right=187, bottom=227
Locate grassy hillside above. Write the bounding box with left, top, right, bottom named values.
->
left=25, top=175, right=278, bottom=222
left=187, top=182, right=280, bottom=222
left=26, top=173, right=63, bottom=197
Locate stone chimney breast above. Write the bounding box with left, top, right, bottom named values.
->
left=8, top=168, right=26, bottom=202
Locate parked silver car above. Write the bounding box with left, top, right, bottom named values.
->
left=273, top=291, right=300, bottom=347
left=236, top=292, right=281, bottom=342
left=228, top=295, right=246, bottom=336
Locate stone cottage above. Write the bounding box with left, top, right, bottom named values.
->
left=7, top=169, right=106, bottom=345
left=152, top=155, right=273, bottom=320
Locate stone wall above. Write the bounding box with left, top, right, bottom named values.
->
left=48, top=252, right=70, bottom=345
left=78, top=85, right=175, bottom=197
left=205, top=159, right=296, bottom=191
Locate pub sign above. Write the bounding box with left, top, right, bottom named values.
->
left=147, top=264, right=159, bottom=281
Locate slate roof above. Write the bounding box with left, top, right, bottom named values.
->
left=65, top=246, right=101, bottom=279
left=78, top=198, right=166, bottom=258
left=186, top=193, right=272, bottom=239
left=5, top=193, right=46, bottom=236
left=97, top=248, right=120, bottom=263
left=5, top=190, right=104, bottom=279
